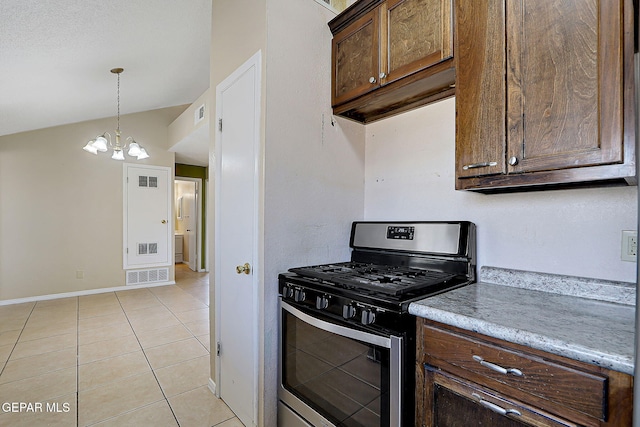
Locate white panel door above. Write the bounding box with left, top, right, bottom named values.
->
left=124, top=164, right=171, bottom=269
left=215, top=51, right=261, bottom=427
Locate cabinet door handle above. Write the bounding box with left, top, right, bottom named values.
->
left=369, top=76, right=377, bottom=84
left=473, top=355, right=523, bottom=376
left=462, top=162, right=498, bottom=170
left=472, top=393, right=522, bottom=417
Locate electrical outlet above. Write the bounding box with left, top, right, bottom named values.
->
left=76, top=270, right=84, bottom=279
left=621, top=230, right=637, bottom=262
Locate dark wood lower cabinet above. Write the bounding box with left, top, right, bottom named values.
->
left=435, top=386, right=526, bottom=427
left=416, top=319, right=633, bottom=427
left=424, top=367, right=580, bottom=427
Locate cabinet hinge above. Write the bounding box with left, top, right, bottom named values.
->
left=216, top=341, right=221, bottom=356
left=218, top=118, right=222, bottom=132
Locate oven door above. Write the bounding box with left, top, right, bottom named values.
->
left=279, top=300, right=403, bottom=427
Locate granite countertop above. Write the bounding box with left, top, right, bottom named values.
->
left=409, top=267, right=636, bottom=375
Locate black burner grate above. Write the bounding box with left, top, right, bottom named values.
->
left=289, top=262, right=457, bottom=297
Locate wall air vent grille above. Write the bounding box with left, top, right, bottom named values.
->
left=137, top=243, right=158, bottom=255
left=126, top=267, right=170, bottom=285
left=139, top=270, right=149, bottom=283
left=138, top=176, right=158, bottom=188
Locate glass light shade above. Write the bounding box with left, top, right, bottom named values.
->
left=111, top=149, right=125, bottom=160
left=83, top=141, right=98, bottom=154
left=93, top=135, right=109, bottom=152
left=127, top=142, right=142, bottom=157
left=136, top=148, right=149, bottom=160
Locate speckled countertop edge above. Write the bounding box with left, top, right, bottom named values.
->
left=409, top=268, right=635, bottom=375
left=481, top=266, right=636, bottom=306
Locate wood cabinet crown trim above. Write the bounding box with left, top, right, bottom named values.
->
left=328, top=0, right=384, bottom=34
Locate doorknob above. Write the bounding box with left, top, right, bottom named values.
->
left=236, top=263, right=251, bottom=275
left=161, top=220, right=167, bottom=224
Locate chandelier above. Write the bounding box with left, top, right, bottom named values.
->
left=82, top=68, right=149, bottom=160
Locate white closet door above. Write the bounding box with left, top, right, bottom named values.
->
left=215, top=50, right=261, bottom=427
left=123, top=164, right=172, bottom=269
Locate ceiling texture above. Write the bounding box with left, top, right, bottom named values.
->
left=0, top=0, right=211, bottom=164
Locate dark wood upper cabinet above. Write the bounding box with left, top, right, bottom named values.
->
left=385, top=0, right=453, bottom=83
left=332, top=7, right=380, bottom=106
left=456, top=0, right=637, bottom=191
left=330, top=0, right=455, bottom=123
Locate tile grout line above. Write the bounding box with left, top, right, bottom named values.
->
left=114, top=288, right=182, bottom=427
left=174, top=267, right=244, bottom=427
left=76, top=296, right=80, bottom=427
left=144, top=277, right=209, bottom=354
left=0, top=302, right=37, bottom=379
left=1, top=269, right=213, bottom=426
left=77, top=291, right=172, bottom=426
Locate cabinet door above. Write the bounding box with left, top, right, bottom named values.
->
left=506, top=0, right=625, bottom=173
left=454, top=0, right=506, bottom=178
left=384, top=0, right=453, bottom=84
left=422, top=368, right=580, bottom=427
left=332, top=7, right=381, bottom=106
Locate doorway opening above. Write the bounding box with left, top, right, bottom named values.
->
left=174, top=177, right=204, bottom=272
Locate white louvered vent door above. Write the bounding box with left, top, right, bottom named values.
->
left=123, top=164, right=172, bottom=270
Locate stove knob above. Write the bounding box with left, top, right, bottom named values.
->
left=361, top=309, right=376, bottom=325
left=282, top=286, right=294, bottom=299
left=343, top=305, right=357, bottom=319
left=316, top=295, right=329, bottom=310
left=294, top=289, right=306, bottom=303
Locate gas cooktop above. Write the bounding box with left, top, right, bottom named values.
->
left=279, top=221, right=476, bottom=312
left=289, top=262, right=458, bottom=297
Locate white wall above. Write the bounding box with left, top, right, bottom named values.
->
left=264, top=0, right=365, bottom=421
left=210, top=1, right=365, bottom=425
left=0, top=107, right=183, bottom=301
left=168, top=89, right=210, bottom=146
left=365, top=97, right=637, bottom=283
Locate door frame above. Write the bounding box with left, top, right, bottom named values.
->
left=122, top=163, right=173, bottom=270
left=174, top=176, right=203, bottom=271
left=214, top=50, right=262, bottom=426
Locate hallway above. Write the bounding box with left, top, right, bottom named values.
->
left=0, top=265, right=243, bottom=426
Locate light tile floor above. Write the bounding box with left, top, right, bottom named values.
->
left=0, top=264, right=245, bottom=427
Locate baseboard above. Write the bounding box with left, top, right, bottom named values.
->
left=208, top=378, right=217, bottom=396
left=0, top=280, right=176, bottom=306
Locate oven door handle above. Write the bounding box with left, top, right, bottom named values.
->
left=281, top=301, right=392, bottom=348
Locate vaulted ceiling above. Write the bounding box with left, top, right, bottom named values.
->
left=0, top=0, right=211, bottom=142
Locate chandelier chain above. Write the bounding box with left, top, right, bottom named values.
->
left=116, top=72, right=120, bottom=132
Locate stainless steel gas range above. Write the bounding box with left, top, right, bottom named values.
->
left=278, top=221, right=476, bottom=427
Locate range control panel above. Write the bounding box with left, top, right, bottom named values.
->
left=351, top=221, right=468, bottom=255
left=386, top=226, right=415, bottom=240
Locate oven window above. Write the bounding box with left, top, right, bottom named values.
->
left=283, top=310, right=389, bottom=427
